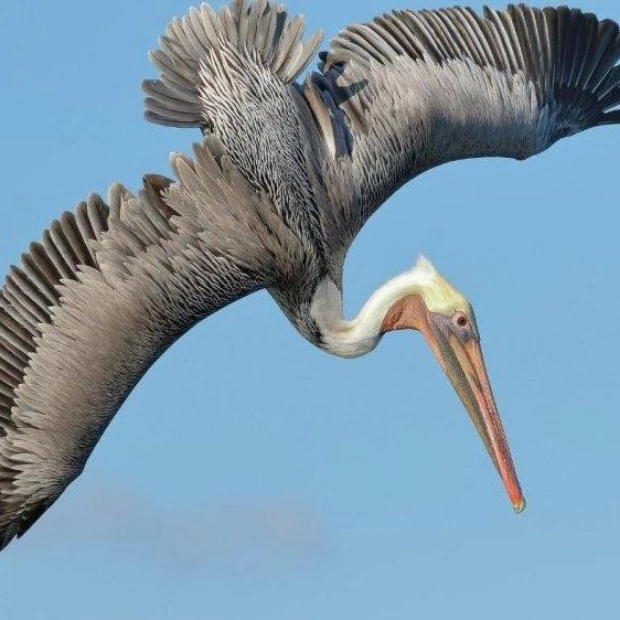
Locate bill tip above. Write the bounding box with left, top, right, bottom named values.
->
left=512, top=497, right=526, bottom=514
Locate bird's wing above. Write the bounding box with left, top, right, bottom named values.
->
left=311, top=4, right=620, bottom=258
left=0, top=139, right=305, bottom=551
left=142, top=0, right=322, bottom=129
left=142, top=0, right=329, bottom=251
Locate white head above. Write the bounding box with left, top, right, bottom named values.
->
left=311, top=255, right=476, bottom=357
left=403, top=255, right=473, bottom=315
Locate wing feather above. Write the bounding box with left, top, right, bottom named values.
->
left=144, top=0, right=329, bottom=254
left=143, top=0, right=323, bottom=129
left=0, top=139, right=306, bottom=552
left=314, top=4, right=620, bottom=258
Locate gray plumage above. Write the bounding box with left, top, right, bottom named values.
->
left=1, top=0, right=619, bottom=551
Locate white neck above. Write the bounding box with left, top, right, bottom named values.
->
left=309, top=272, right=429, bottom=358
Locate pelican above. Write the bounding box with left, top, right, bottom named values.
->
left=0, top=0, right=618, bottom=552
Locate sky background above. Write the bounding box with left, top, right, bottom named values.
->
left=0, top=0, right=619, bottom=618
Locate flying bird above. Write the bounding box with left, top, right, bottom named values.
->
left=0, top=0, right=619, bottom=552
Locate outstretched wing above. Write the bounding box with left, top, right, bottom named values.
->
left=312, top=4, right=620, bottom=258
left=0, top=139, right=305, bottom=551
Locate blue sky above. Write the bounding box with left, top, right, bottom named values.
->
left=0, top=1, right=619, bottom=618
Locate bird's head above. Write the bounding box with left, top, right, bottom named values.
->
left=308, top=256, right=524, bottom=511
left=381, top=256, right=525, bottom=512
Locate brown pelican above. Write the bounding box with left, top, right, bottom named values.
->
left=0, top=0, right=618, bottom=552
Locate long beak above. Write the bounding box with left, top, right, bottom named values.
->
left=421, top=316, right=525, bottom=513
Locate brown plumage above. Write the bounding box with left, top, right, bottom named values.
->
left=1, top=0, right=618, bottom=551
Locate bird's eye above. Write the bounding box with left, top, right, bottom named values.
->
left=455, top=314, right=469, bottom=328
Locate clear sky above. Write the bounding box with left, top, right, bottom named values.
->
left=0, top=1, right=619, bottom=618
